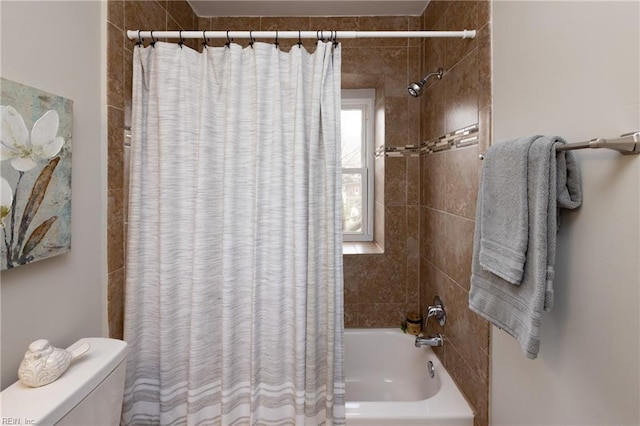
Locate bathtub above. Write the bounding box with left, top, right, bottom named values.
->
left=344, top=328, right=474, bottom=426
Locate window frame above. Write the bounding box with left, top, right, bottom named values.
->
left=341, top=89, right=375, bottom=242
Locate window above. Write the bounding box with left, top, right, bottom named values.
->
left=341, top=89, right=375, bottom=242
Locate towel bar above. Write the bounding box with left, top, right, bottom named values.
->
left=479, top=131, right=640, bottom=160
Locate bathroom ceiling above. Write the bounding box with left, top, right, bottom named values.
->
left=188, top=0, right=430, bottom=17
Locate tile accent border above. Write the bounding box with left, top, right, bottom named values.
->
left=421, top=123, right=479, bottom=154
left=377, top=123, right=479, bottom=158
left=376, top=144, right=420, bottom=158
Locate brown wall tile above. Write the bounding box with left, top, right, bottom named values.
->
left=444, top=213, right=475, bottom=290
left=421, top=151, right=446, bottom=209
left=343, top=256, right=360, bottom=304
left=423, top=37, right=446, bottom=83
left=384, top=96, right=409, bottom=147
left=341, top=48, right=358, bottom=74
left=421, top=207, right=446, bottom=271
left=125, top=1, right=166, bottom=37
left=355, top=47, right=408, bottom=97
left=444, top=49, right=479, bottom=134
left=358, top=303, right=406, bottom=327
left=357, top=259, right=406, bottom=304
left=406, top=206, right=420, bottom=313
left=477, top=23, right=492, bottom=109
left=124, top=50, right=133, bottom=127
left=343, top=73, right=383, bottom=91
left=477, top=0, right=491, bottom=28
left=108, top=0, right=124, bottom=30
left=424, top=81, right=445, bottom=140
left=444, top=145, right=479, bottom=219
left=384, top=157, right=407, bottom=205
left=445, top=0, right=479, bottom=69
left=407, top=97, right=421, bottom=146
left=108, top=268, right=126, bottom=339
left=108, top=107, right=124, bottom=191
left=406, top=156, right=420, bottom=205
left=384, top=205, right=407, bottom=257
left=197, top=17, right=211, bottom=31
left=166, top=0, right=194, bottom=30
left=424, top=1, right=452, bottom=31
left=107, top=189, right=124, bottom=272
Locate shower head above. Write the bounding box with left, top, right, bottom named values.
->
left=407, top=68, right=444, bottom=97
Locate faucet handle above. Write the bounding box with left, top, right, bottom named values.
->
left=426, top=295, right=446, bottom=326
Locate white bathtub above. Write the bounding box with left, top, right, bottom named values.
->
left=344, top=328, right=474, bottom=426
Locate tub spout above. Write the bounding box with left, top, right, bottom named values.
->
left=415, top=334, right=443, bottom=348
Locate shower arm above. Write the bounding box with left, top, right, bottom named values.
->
left=420, top=68, right=444, bottom=85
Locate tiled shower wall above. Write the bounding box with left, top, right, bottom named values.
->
left=419, top=1, right=492, bottom=426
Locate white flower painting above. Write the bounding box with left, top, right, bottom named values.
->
left=1, top=106, right=64, bottom=172
left=1, top=78, right=72, bottom=270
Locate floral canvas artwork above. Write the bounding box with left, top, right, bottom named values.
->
left=1, top=78, right=72, bottom=270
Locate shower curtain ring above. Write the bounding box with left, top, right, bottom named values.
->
left=150, top=30, right=156, bottom=48
left=136, top=30, right=143, bottom=47
left=225, top=30, right=232, bottom=48
left=178, top=30, right=184, bottom=48
left=249, top=30, right=255, bottom=48
left=274, top=30, right=279, bottom=49
left=297, top=30, right=302, bottom=48
left=202, top=31, right=208, bottom=49
left=332, top=30, right=338, bottom=48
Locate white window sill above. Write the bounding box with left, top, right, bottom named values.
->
left=342, top=241, right=384, bottom=255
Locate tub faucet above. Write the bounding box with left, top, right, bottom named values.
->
left=415, top=334, right=443, bottom=347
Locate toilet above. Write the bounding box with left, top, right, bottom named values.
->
left=1, top=337, right=127, bottom=425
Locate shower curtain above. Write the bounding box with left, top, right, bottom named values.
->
left=122, top=41, right=344, bottom=425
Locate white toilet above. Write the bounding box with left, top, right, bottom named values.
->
left=1, top=337, right=127, bottom=425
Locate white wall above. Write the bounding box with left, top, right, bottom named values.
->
left=0, top=1, right=107, bottom=390
left=491, top=2, right=640, bottom=425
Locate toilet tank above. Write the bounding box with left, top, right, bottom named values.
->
left=1, top=338, right=127, bottom=425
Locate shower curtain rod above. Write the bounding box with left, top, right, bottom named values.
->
left=126, top=30, right=477, bottom=41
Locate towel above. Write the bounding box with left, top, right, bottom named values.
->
left=469, top=136, right=582, bottom=359
left=477, top=135, right=539, bottom=284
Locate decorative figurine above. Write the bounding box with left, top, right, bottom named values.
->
left=18, top=339, right=90, bottom=387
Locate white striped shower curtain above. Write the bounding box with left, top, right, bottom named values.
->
left=122, top=40, right=345, bottom=425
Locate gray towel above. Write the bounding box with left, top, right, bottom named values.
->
left=469, top=136, right=582, bottom=359
left=477, top=135, right=539, bottom=284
